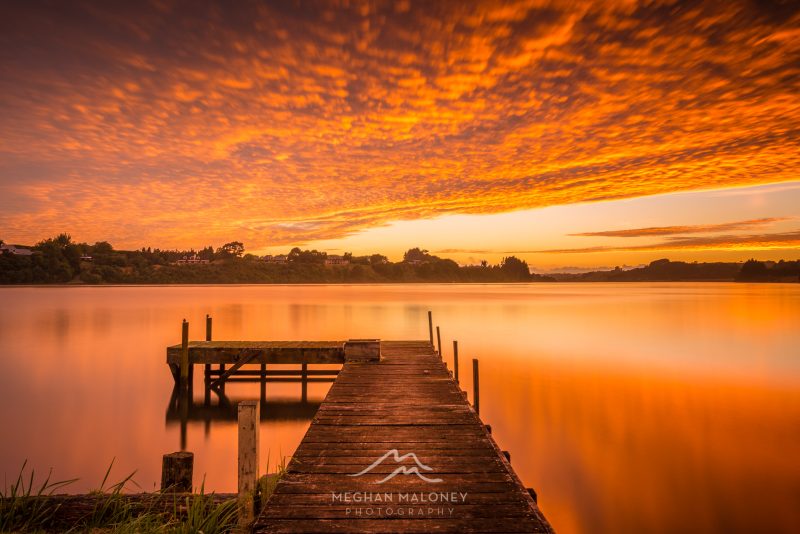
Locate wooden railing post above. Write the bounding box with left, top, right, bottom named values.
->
left=472, top=358, right=480, bottom=415
left=436, top=326, right=442, bottom=357
left=238, top=400, right=260, bottom=526
left=453, top=340, right=459, bottom=383
left=427, top=311, right=434, bottom=347
left=301, top=362, right=308, bottom=403
left=161, top=451, right=193, bottom=492
left=180, top=320, right=189, bottom=389
left=260, top=362, right=267, bottom=403
left=204, top=315, right=212, bottom=386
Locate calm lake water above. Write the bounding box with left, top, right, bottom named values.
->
left=0, top=283, right=798, bottom=533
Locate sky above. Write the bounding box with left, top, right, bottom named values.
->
left=1, top=0, right=798, bottom=269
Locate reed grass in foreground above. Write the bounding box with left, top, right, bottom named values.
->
left=0, top=460, right=238, bottom=533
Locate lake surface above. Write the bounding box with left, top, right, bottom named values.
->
left=0, top=283, right=798, bottom=533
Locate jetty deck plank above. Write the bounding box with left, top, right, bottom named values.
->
left=254, top=340, right=553, bottom=533
left=166, top=341, right=347, bottom=365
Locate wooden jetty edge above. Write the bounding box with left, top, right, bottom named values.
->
left=253, top=340, right=554, bottom=533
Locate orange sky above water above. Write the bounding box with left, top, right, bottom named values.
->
left=0, top=0, right=799, bottom=268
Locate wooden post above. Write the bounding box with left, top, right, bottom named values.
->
left=260, top=363, right=266, bottom=403
left=205, top=314, right=211, bottom=389
left=161, top=451, right=193, bottom=492
left=180, top=320, right=189, bottom=389
left=472, top=358, right=480, bottom=415
left=238, top=401, right=260, bottom=526
left=427, top=311, right=434, bottom=347
left=453, top=340, right=459, bottom=384
left=301, top=362, right=308, bottom=403
left=436, top=326, right=442, bottom=357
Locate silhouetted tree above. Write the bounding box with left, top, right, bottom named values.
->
left=403, top=247, right=436, bottom=263
left=500, top=256, right=531, bottom=281
left=217, top=241, right=245, bottom=258
left=738, top=259, right=768, bottom=280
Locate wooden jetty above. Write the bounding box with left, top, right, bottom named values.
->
left=166, top=320, right=552, bottom=532
left=253, top=340, right=552, bottom=533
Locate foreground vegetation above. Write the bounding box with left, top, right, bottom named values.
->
left=0, top=235, right=551, bottom=284
left=0, top=461, right=238, bottom=533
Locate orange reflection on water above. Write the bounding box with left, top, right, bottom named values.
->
left=0, top=283, right=798, bottom=533
left=481, top=362, right=800, bottom=533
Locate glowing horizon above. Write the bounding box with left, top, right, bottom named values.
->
left=1, top=1, right=799, bottom=268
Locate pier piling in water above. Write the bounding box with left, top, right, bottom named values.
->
left=161, top=451, right=193, bottom=492
left=301, top=362, right=308, bottom=402
left=453, top=339, right=459, bottom=383
left=204, top=315, right=212, bottom=381
left=427, top=310, right=434, bottom=346
left=180, top=320, right=189, bottom=390
left=237, top=400, right=259, bottom=526
left=436, top=325, right=442, bottom=356
left=473, top=357, right=480, bottom=414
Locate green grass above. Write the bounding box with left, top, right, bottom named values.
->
left=0, top=460, right=238, bottom=533
left=256, top=454, right=288, bottom=514
left=0, top=460, right=76, bottom=532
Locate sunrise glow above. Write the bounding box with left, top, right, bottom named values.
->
left=1, top=0, right=799, bottom=266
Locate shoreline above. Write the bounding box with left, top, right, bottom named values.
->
left=1, top=279, right=797, bottom=288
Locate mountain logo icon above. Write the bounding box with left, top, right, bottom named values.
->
left=348, top=449, right=443, bottom=484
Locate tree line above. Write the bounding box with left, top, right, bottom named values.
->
left=2, top=236, right=797, bottom=284
left=550, top=258, right=800, bottom=282
left=0, top=236, right=552, bottom=284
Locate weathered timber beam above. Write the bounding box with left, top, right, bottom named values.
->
left=209, top=353, right=259, bottom=389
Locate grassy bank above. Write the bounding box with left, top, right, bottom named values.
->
left=0, top=460, right=291, bottom=533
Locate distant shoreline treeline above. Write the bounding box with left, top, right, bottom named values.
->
left=0, top=235, right=797, bottom=284
left=552, top=258, right=800, bottom=283
left=0, top=235, right=551, bottom=284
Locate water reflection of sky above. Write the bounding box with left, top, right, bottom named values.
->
left=0, top=283, right=798, bottom=533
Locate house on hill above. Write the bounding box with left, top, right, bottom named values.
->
left=262, top=254, right=288, bottom=264
left=324, top=254, right=350, bottom=266
left=174, top=254, right=209, bottom=265
left=0, top=244, right=34, bottom=256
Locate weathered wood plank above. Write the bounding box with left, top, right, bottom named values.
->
left=253, top=340, right=553, bottom=533
left=255, top=518, right=550, bottom=533
left=166, top=341, right=347, bottom=365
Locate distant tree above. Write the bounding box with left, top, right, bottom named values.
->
left=480, top=260, right=488, bottom=268
left=738, top=258, right=768, bottom=280
left=369, top=254, right=388, bottom=266
left=403, top=248, right=435, bottom=263
left=52, top=233, right=72, bottom=249
left=500, top=256, right=531, bottom=281
left=93, top=241, right=113, bottom=254
left=217, top=241, right=245, bottom=258
left=199, top=246, right=215, bottom=260
left=288, top=247, right=326, bottom=264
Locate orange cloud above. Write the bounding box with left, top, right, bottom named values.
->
left=569, top=218, right=789, bottom=238
left=1, top=1, right=799, bottom=249
left=535, top=231, right=800, bottom=254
